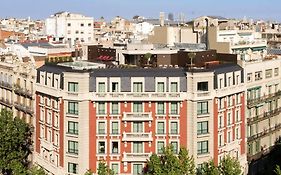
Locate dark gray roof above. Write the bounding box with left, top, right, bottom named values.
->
left=21, top=42, right=64, bottom=49
left=37, top=64, right=75, bottom=74
left=212, top=63, right=243, bottom=74
left=267, top=49, right=281, bottom=55
left=90, top=67, right=187, bottom=77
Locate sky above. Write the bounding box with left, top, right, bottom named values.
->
left=0, top=0, right=281, bottom=22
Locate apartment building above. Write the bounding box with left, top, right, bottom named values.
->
left=0, top=54, right=36, bottom=124
left=34, top=55, right=247, bottom=174
left=208, top=27, right=267, bottom=61
left=45, top=12, right=94, bottom=47
left=241, top=57, right=281, bottom=161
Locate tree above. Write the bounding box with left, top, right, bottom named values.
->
left=0, top=109, right=33, bottom=175
left=219, top=155, right=242, bottom=175
left=199, top=160, right=219, bottom=175
left=187, top=52, right=196, bottom=68
left=28, top=165, right=46, bottom=175
left=97, top=162, right=114, bottom=175
left=274, top=165, right=281, bottom=175
left=145, top=145, right=195, bottom=175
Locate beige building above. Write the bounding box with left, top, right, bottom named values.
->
left=148, top=26, right=197, bottom=46
left=0, top=53, right=36, bottom=124
left=208, top=27, right=267, bottom=61
left=240, top=57, right=281, bottom=161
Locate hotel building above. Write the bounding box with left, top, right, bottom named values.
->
left=34, top=54, right=247, bottom=174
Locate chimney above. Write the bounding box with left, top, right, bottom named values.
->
left=160, top=12, right=165, bottom=27
left=205, top=18, right=209, bottom=50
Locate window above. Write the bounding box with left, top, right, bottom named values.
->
left=255, top=71, right=262, bottom=80
left=219, top=116, right=223, bottom=128
left=98, top=141, right=105, bottom=154
left=247, top=73, right=252, bottom=82
left=197, top=121, right=208, bottom=135
left=112, top=142, right=119, bottom=154
left=133, top=122, right=143, bottom=133
left=157, top=82, right=165, bottom=92
left=157, top=102, right=165, bottom=115
left=197, top=101, right=208, bottom=115
left=88, top=23, right=92, bottom=27
left=111, top=102, right=119, bottom=114
left=236, top=127, right=240, bottom=139
left=133, top=142, right=143, bottom=153
left=219, top=78, right=223, bottom=88
left=219, top=98, right=224, bottom=109
left=170, top=82, right=178, bottom=92
left=236, top=75, right=240, bottom=85
left=68, top=163, right=78, bottom=174
left=67, top=23, right=71, bottom=27
left=98, top=121, right=105, bottom=134
left=236, top=110, right=240, bottom=122
left=75, top=31, right=79, bottom=34
left=170, top=122, right=178, bottom=134
left=171, top=141, right=178, bottom=154
left=133, top=82, right=143, bottom=92
left=68, top=141, right=78, bottom=154
left=68, top=82, right=78, bottom=92
left=68, top=121, right=78, bottom=135
left=68, top=102, right=78, bottom=115
left=219, top=134, right=223, bottom=147
left=197, top=82, right=208, bottom=91
left=274, top=68, right=279, bottom=76
left=112, top=82, right=119, bottom=92
left=265, top=69, right=273, bottom=78
left=81, top=23, right=84, bottom=27
left=133, top=102, right=143, bottom=112
left=170, top=102, right=178, bottom=114
left=98, top=82, right=106, bottom=92
left=197, top=141, right=208, bottom=154
left=227, top=131, right=231, bottom=143
left=133, top=164, right=143, bottom=175
left=111, top=122, right=119, bottom=135
left=228, top=76, right=232, bottom=86
left=157, top=141, right=165, bottom=154
left=111, top=164, right=119, bottom=174
left=227, top=113, right=231, bottom=126
left=97, top=102, right=106, bottom=115
left=157, top=122, right=165, bottom=134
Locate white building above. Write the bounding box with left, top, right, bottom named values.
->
left=45, top=12, right=94, bottom=47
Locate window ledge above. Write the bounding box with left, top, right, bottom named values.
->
left=197, top=152, right=210, bottom=158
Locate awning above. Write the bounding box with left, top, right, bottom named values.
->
left=97, top=55, right=114, bottom=61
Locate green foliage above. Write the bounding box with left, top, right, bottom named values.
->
left=0, top=109, right=33, bottom=175
left=219, top=155, right=242, bottom=175
left=199, top=160, right=219, bottom=175
left=201, top=155, right=242, bottom=175
left=274, top=165, right=281, bottom=175
left=84, top=169, right=93, bottom=175
left=28, top=165, right=46, bottom=175
left=145, top=145, right=195, bottom=175
left=98, top=162, right=115, bottom=175
left=144, top=53, right=152, bottom=60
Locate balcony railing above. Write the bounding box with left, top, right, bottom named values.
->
left=122, top=112, right=152, bottom=121
left=14, top=85, right=33, bottom=99
left=14, top=102, right=34, bottom=115
left=0, top=97, right=13, bottom=108
left=248, top=123, right=281, bottom=142
left=122, top=152, right=150, bottom=162
left=0, top=81, right=13, bottom=90
left=122, top=132, right=153, bottom=142
left=247, top=91, right=281, bottom=108
left=247, top=107, right=281, bottom=125
left=93, top=92, right=183, bottom=100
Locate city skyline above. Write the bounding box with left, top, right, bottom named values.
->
left=1, top=0, right=281, bottom=21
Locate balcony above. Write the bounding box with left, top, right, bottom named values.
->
left=0, top=81, right=12, bottom=90
left=247, top=107, right=281, bottom=125
left=122, top=152, right=150, bottom=162
left=122, top=132, right=152, bottom=142
left=0, top=98, right=13, bottom=108
left=248, top=123, right=281, bottom=142
left=93, top=92, right=184, bottom=101
left=122, top=112, right=152, bottom=121
left=247, top=91, right=281, bottom=108
left=14, top=102, right=34, bottom=115
left=14, top=85, right=33, bottom=99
